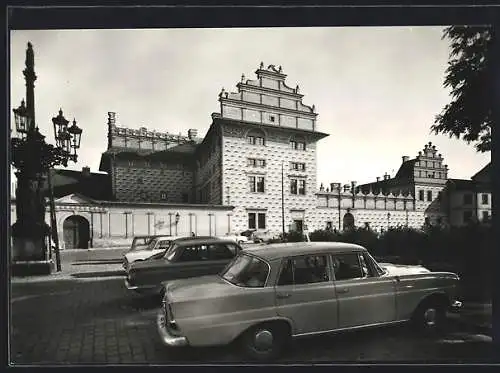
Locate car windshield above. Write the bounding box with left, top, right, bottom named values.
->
left=221, top=253, right=269, bottom=288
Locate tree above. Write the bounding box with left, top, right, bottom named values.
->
left=432, top=26, right=494, bottom=152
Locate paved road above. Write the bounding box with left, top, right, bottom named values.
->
left=10, top=276, right=496, bottom=365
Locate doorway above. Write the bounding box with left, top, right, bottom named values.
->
left=63, top=215, right=90, bottom=249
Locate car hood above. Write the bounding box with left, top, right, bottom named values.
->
left=164, top=275, right=233, bottom=303
left=124, top=251, right=155, bottom=263
left=378, top=262, right=431, bottom=276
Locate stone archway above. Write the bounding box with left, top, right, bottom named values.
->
left=63, top=215, right=90, bottom=249
left=343, top=212, right=355, bottom=231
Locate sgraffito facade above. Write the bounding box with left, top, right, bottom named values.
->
left=10, top=63, right=491, bottom=248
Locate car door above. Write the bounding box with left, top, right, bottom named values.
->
left=274, top=254, right=339, bottom=336
left=332, top=251, right=397, bottom=329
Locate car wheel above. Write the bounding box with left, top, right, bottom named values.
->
left=412, top=298, right=447, bottom=334
left=240, top=322, right=290, bottom=361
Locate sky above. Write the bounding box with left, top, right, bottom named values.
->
left=10, top=27, right=491, bottom=188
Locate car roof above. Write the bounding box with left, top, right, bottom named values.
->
left=171, top=236, right=236, bottom=246
left=243, top=242, right=367, bottom=261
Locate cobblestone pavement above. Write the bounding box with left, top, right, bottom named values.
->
left=9, top=275, right=497, bottom=365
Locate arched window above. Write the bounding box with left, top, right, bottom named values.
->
left=247, top=129, right=266, bottom=146
left=290, top=135, right=306, bottom=151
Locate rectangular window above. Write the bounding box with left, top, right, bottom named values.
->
left=463, top=194, right=473, bottom=205
left=482, top=211, right=489, bottom=221
left=427, top=191, right=432, bottom=201
left=256, top=177, right=265, bottom=192
left=298, top=180, right=306, bottom=195
left=291, top=162, right=306, bottom=171
left=160, top=192, right=167, bottom=200
left=277, top=255, right=329, bottom=286
left=290, top=178, right=306, bottom=195
left=257, top=213, right=266, bottom=229
left=249, top=176, right=265, bottom=193
left=463, top=210, right=473, bottom=223
left=331, top=253, right=363, bottom=280
left=248, top=158, right=266, bottom=167
left=482, top=193, right=489, bottom=205
left=248, top=136, right=265, bottom=146
left=248, top=213, right=256, bottom=229
left=419, top=190, right=424, bottom=201
left=290, top=140, right=306, bottom=150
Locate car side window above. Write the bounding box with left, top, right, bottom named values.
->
left=277, top=255, right=329, bottom=286
left=178, top=245, right=208, bottom=262
left=208, top=244, right=235, bottom=260
left=331, top=253, right=364, bottom=280
left=359, top=253, right=373, bottom=278
left=157, top=240, right=171, bottom=250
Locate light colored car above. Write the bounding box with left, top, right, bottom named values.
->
left=252, top=230, right=275, bottom=243
left=122, top=235, right=182, bottom=270
left=156, top=242, right=462, bottom=360
left=217, top=233, right=248, bottom=245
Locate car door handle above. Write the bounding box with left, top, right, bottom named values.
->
left=337, top=288, right=349, bottom=294
left=276, top=293, right=291, bottom=299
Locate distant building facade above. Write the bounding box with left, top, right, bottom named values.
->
left=9, top=63, right=492, bottom=248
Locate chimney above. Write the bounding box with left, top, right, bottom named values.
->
left=376, top=177, right=380, bottom=182
left=343, top=184, right=350, bottom=192
left=188, top=129, right=198, bottom=140
left=82, top=166, right=91, bottom=177
left=108, top=112, right=116, bottom=127
left=384, top=173, right=390, bottom=180
left=402, top=155, right=409, bottom=163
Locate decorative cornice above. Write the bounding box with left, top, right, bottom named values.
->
left=220, top=97, right=317, bottom=118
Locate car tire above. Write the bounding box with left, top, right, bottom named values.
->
left=411, top=298, right=447, bottom=334
left=240, top=322, right=290, bottom=361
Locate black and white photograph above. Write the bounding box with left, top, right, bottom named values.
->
left=7, top=6, right=497, bottom=366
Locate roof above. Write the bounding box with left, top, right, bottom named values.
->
left=171, top=236, right=235, bottom=246
left=446, top=178, right=474, bottom=191
left=471, top=162, right=491, bottom=182
left=44, top=169, right=112, bottom=200
left=395, top=159, right=417, bottom=179
left=244, top=242, right=367, bottom=261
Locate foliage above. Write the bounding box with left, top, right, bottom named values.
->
left=432, top=26, right=494, bottom=152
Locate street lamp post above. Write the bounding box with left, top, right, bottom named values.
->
left=10, top=42, right=83, bottom=276
left=175, top=212, right=180, bottom=235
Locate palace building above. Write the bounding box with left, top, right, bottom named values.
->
left=9, top=63, right=492, bottom=249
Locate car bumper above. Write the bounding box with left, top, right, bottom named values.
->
left=449, top=300, right=463, bottom=313
left=124, top=278, right=139, bottom=290
left=156, top=309, right=189, bottom=347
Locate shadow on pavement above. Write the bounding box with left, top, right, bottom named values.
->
left=71, top=271, right=125, bottom=278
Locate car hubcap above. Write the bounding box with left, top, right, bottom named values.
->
left=254, top=329, right=273, bottom=351
left=423, top=308, right=437, bottom=326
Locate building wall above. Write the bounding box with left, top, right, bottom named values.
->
left=220, top=124, right=318, bottom=237
left=195, top=128, right=223, bottom=205
left=113, top=158, right=193, bottom=203
left=11, top=199, right=234, bottom=249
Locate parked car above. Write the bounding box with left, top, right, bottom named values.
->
left=126, top=235, right=169, bottom=253
left=156, top=241, right=462, bottom=360
left=125, top=236, right=243, bottom=295
left=122, top=235, right=182, bottom=270
left=252, top=230, right=275, bottom=243
left=217, top=233, right=249, bottom=245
